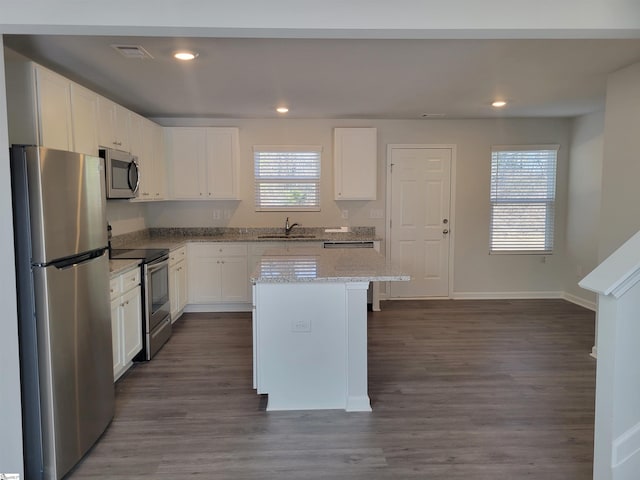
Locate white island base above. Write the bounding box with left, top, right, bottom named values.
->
left=253, top=281, right=372, bottom=411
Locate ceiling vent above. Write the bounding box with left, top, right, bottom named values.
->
left=111, top=44, right=154, bottom=59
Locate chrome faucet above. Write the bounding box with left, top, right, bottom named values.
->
left=284, top=217, right=299, bottom=235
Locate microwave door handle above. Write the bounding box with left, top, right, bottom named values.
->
left=128, top=161, right=140, bottom=194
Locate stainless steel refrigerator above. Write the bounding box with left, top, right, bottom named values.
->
left=11, top=146, right=114, bottom=480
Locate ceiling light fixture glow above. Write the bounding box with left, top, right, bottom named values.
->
left=276, top=107, right=289, bottom=113
left=174, top=51, right=198, bottom=61
left=492, top=100, right=507, bottom=108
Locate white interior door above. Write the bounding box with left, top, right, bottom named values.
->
left=389, top=147, right=452, bottom=298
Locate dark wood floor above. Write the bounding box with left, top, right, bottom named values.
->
left=69, top=299, right=596, bottom=479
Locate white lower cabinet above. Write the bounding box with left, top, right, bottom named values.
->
left=187, top=243, right=249, bottom=306
left=169, top=246, right=188, bottom=322
left=110, top=267, right=142, bottom=381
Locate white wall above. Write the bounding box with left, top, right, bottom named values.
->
left=106, top=201, right=146, bottom=236
left=0, top=38, right=25, bottom=478
left=149, top=116, right=571, bottom=296
left=565, top=111, right=604, bottom=307
left=599, top=62, right=640, bottom=260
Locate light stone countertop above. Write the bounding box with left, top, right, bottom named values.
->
left=251, top=246, right=409, bottom=284
left=110, top=227, right=380, bottom=251
left=109, top=258, right=141, bottom=277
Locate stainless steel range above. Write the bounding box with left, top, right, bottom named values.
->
left=110, top=248, right=171, bottom=360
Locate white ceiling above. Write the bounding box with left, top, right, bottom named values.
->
left=5, top=35, right=640, bottom=119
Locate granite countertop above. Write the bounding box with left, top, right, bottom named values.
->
left=111, top=227, right=380, bottom=251
left=251, top=246, right=409, bottom=284
left=109, top=258, right=141, bottom=277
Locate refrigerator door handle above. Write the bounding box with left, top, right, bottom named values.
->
left=49, top=247, right=107, bottom=270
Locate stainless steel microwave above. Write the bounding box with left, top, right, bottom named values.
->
left=100, top=148, right=139, bottom=199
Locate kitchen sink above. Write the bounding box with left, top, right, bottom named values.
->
left=257, top=234, right=317, bottom=239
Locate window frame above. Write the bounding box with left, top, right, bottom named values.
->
left=253, top=145, right=322, bottom=212
left=489, top=144, right=559, bottom=255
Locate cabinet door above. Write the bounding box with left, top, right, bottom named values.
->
left=110, top=297, right=125, bottom=380
left=187, top=245, right=222, bottom=303
left=152, top=123, right=166, bottom=199
left=334, top=127, right=377, bottom=200
left=122, top=285, right=142, bottom=363
left=135, top=117, right=153, bottom=199
left=114, top=104, right=131, bottom=152
left=170, top=260, right=188, bottom=322
left=177, top=260, right=188, bottom=311
left=34, top=66, right=73, bottom=151
left=169, top=263, right=179, bottom=320
left=205, top=127, right=239, bottom=199
left=167, top=127, right=207, bottom=199
left=70, top=83, right=99, bottom=156
left=97, top=96, right=116, bottom=149
left=220, top=255, right=249, bottom=302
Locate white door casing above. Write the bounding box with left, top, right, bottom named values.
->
left=387, top=145, right=454, bottom=298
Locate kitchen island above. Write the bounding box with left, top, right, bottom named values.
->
left=251, top=246, right=408, bottom=412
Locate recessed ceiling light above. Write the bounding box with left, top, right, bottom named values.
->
left=492, top=100, right=507, bottom=108
left=276, top=107, right=289, bottom=114
left=174, top=51, right=198, bottom=61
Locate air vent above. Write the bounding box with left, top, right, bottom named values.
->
left=111, top=44, right=154, bottom=59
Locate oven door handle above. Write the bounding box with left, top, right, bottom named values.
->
left=147, top=258, right=169, bottom=274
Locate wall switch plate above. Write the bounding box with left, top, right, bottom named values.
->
left=212, top=209, right=221, bottom=220
left=292, top=318, right=311, bottom=333
left=369, top=209, right=384, bottom=219
left=341, top=209, right=349, bottom=219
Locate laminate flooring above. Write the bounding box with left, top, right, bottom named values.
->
left=69, top=299, right=596, bottom=479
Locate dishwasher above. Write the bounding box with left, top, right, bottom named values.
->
left=323, top=240, right=380, bottom=310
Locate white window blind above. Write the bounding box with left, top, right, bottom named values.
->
left=254, top=146, right=321, bottom=211
left=490, top=145, right=559, bottom=254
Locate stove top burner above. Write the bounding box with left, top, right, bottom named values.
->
left=109, top=248, right=169, bottom=263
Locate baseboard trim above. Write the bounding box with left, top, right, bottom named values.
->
left=562, top=292, right=597, bottom=311
left=185, top=303, right=251, bottom=313
left=451, top=291, right=564, bottom=300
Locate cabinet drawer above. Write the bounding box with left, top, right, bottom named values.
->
left=190, top=243, right=247, bottom=257
left=169, top=246, right=187, bottom=266
left=121, top=268, right=141, bottom=293
left=109, top=277, right=121, bottom=300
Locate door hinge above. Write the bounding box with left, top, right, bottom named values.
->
left=390, top=219, right=392, bottom=229
left=390, top=163, right=394, bottom=173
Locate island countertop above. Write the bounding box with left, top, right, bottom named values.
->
left=251, top=246, right=409, bottom=283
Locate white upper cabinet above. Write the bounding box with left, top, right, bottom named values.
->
left=34, top=65, right=74, bottom=151
left=98, top=96, right=130, bottom=151
left=70, top=84, right=99, bottom=156
left=152, top=123, right=167, bottom=200
left=166, top=127, right=239, bottom=200
left=333, top=127, right=377, bottom=200
left=166, top=127, right=207, bottom=199
left=134, top=118, right=166, bottom=201
left=205, top=127, right=240, bottom=199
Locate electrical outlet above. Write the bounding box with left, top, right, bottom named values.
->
left=341, top=209, right=349, bottom=219
left=212, top=209, right=221, bottom=220
left=369, top=209, right=384, bottom=219
left=292, top=318, right=311, bottom=333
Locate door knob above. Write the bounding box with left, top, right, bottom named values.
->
left=443, top=229, right=449, bottom=235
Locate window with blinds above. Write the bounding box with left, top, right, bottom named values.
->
left=490, top=145, right=559, bottom=254
left=254, top=146, right=321, bottom=211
